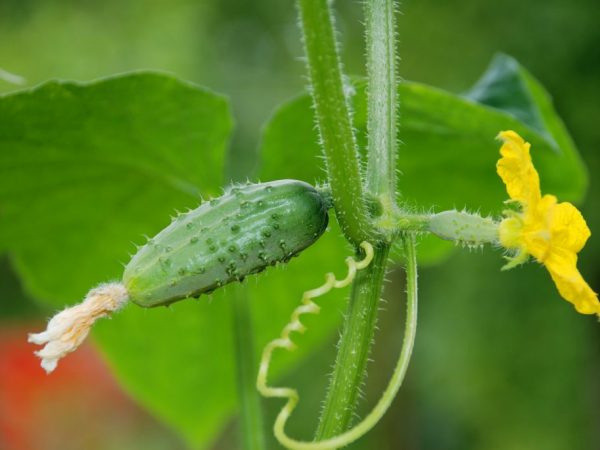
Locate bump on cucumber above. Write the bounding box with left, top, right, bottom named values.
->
left=124, top=180, right=329, bottom=307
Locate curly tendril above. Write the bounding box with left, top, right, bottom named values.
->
left=256, top=241, right=374, bottom=449
left=256, top=237, right=418, bottom=450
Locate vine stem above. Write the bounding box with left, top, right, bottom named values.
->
left=297, top=0, right=371, bottom=245
left=365, top=0, right=398, bottom=211
left=231, top=284, right=266, bottom=450
left=225, top=129, right=265, bottom=448
left=310, top=235, right=417, bottom=449
left=315, top=242, right=390, bottom=438
left=315, top=0, right=401, bottom=440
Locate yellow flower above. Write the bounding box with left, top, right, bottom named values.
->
left=496, top=130, right=599, bottom=316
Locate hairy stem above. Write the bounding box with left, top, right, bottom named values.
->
left=309, top=235, right=417, bottom=449
left=365, top=0, right=398, bottom=212
left=231, top=284, right=266, bottom=450
left=315, top=0, right=400, bottom=441
left=316, top=243, right=391, bottom=438
left=297, top=0, right=371, bottom=245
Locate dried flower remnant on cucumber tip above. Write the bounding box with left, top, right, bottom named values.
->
left=496, top=130, right=599, bottom=316
left=28, top=283, right=128, bottom=373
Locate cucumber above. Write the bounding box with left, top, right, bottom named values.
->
left=124, top=179, right=329, bottom=307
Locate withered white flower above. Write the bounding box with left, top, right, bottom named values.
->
left=28, top=282, right=128, bottom=373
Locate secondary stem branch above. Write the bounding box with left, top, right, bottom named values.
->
left=365, top=0, right=398, bottom=211
left=231, top=284, right=266, bottom=450
left=297, top=0, right=371, bottom=245
left=226, top=129, right=265, bottom=450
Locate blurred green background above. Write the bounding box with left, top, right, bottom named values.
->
left=1, top=0, right=598, bottom=449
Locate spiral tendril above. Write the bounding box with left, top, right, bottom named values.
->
left=256, top=242, right=374, bottom=450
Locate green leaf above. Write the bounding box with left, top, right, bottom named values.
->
left=0, top=72, right=358, bottom=449
left=0, top=72, right=238, bottom=447
left=0, top=73, right=229, bottom=302
left=259, top=54, right=587, bottom=263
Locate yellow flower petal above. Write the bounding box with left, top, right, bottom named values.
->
left=496, top=130, right=541, bottom=207
left=521, top=195, right=591, bottom=264
left=544, top=249, right=600, bottom=315
left=496, top=130, right=599, bottom=316
left=549, top=200, right=591, bottom=253
left=521, top=194, right=558, bottom=262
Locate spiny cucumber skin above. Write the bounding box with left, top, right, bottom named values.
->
left=428, top=210, right=498, bottom=247
left=124, top=180, right=329, bottom=307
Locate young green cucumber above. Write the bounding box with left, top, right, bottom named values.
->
left=124, top=179, right=329, bottom=307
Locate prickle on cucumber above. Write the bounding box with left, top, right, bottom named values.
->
left=124, top=179, right=330, bottom=307
left=428, top=210, right=498, bottom=247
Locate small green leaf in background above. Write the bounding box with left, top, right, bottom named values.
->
left=464, top=53, right=587, bottom=199
left=260, top=54, right=587, bottom=263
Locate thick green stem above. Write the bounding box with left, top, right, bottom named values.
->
left=310, top=0, right=404, bottom=440
left=314, top=0, right=400, bottom=440
left=315, top=243, right=391, bottom=438
left=231, top=284, right=266, bottom=450
left=297, top=0, right=371, bottom=245
left=365, top=0, right=398, bottom=211
left=309, top=234, right=417, bottom=448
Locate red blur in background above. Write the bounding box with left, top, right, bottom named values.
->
left=0, top=324, right=184, bottom=450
